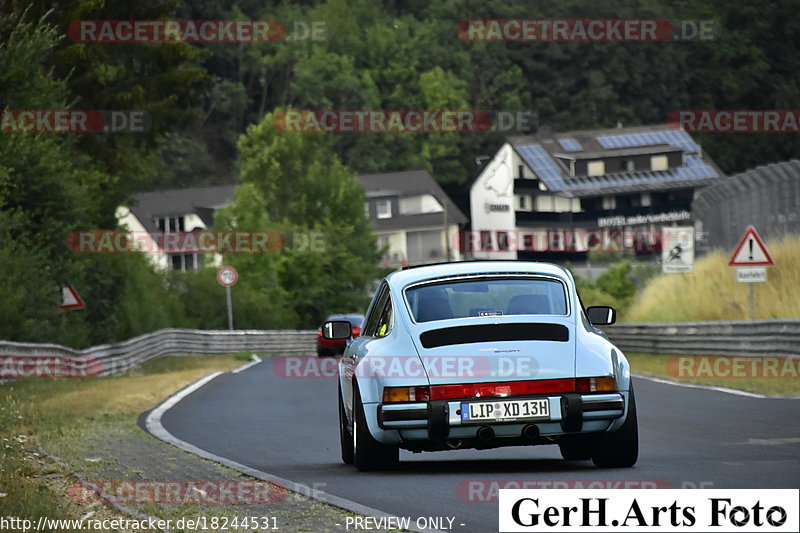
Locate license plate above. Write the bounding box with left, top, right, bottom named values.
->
left=460, top=398, right=550, bottom=423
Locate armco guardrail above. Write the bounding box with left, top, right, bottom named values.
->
left=0, top=328, right=316, bottom=378
left=605, top=319, right=800, bottom=357
left=2, top=321, right=798, bottom=380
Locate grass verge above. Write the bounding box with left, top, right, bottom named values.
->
left=626, top=352, right=800, bottom=396
left=0, top=354, right=243, bottom=530
left=627, top=235, right=800, bottom=322
left=1, top=353, right=386, bottom=533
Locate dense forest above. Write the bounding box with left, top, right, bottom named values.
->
left=1, top=0, right=798, bottom=346
left=174, top=0, right=799, bottom=186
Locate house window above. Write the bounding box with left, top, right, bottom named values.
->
left=376, top=200, right=392, bottom=219
left=497, top=231, right=510, bottom=251
left=602, top=196, right=616, bottom=210
left=406, top=230, right=443, bottom=263
left=587, top=160, right=605, bottom=176
left=518, top=195, right=527, bottom=210
left=518, top=165, right=525, bottom=179
left=641, top=193, right=652, bottom=207
left=480, top=230, right=493, bottom=251
left=169, top=253, right=199, bottom=272
left=155, top=216, right=185, bottom=232
left=376, top=235, right=390, bottom=250
left=399, top=194, right=442, bottom=215
left=651, top=155, right=669, bottom=171
left=625, top=160, right=635, bottom=172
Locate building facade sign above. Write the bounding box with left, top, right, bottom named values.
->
left=598, top=209, right=691, bottom=227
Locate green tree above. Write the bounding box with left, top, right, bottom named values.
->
left=0, top=10, right=197, bottom=346
left=235, top=111, right=380, bottom=326
left=207, top=184, right=297, bottom=329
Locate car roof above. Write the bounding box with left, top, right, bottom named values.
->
left=385, top=260, right=573, bottom=290
left=324, top=314, right=364, bottom=323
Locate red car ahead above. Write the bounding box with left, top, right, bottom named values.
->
left=317, top=314, right=364, bottom=356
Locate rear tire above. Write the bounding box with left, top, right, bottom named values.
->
left=352, top=383, right=399, bottom=471
left=559, top=438, right=594, bottom=461
left=591, top=385, right=639, bottom=468
left=338, top=383, right=354, bottom=465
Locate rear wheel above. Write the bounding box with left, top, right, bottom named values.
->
left=559, top=437, right=595, bottom=461
left=352, top=383, right=399, bottom=471
left=591, top=385, right=639, bottom=468
left=338, top=383, right=353, bottom=464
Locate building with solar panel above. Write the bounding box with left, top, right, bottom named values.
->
left=468, top=124, right=724, bottom=262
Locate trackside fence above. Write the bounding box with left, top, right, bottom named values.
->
left=1, top=320, right=798, bottom=381
left=0, top=329, right=316, bottom=378
left=605, top=320, right=800, bottom=357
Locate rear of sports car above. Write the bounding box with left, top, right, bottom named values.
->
left=376, top=319, right=629, bottom=453
left=369, top=270, right=637, bottom=469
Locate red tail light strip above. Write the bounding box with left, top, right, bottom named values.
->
left=427, top=378, right=594, bottom=401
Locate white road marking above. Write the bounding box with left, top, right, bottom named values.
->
left=632, top=373, right=800, bottom=399
left=231, top=354, right=262, bottom=374
left=746, top=437, right=800, bottom=446
left=144, top=371, right=446, bottom=533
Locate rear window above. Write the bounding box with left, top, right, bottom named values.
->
left=325, top=315, right=364, bottom=326
left=344, top=315, right=364, bottom=327
left=405, top=277, right=568, bottom=323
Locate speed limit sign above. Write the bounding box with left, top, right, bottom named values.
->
left=217, top=266, right=238, bottom=287
left=217, top=266, right=238, bottom=330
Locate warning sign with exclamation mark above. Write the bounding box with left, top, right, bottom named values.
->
left=729, top=226, right=774, bottom=266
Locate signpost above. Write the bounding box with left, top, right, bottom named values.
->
left=661, top=227, right=695, bottom=273
left=58, top=284, right=85, bottom=310
left=217, top=266, right=238, bottom=330
left=728, top=226, right=774, bottom=319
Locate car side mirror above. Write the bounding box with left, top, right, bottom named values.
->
left=322, top=320, right=352, bottom=340
left=586, top=306, right=617, bottom=326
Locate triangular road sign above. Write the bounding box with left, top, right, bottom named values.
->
left=729, top=226, right=774, bottom=266
left=58, top=284, right=85, bottom=310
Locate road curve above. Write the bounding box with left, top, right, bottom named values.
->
left=155, top=357, right=800, bottom=533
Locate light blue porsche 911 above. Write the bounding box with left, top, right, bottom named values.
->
left=322, top=261, right=637, bottom=471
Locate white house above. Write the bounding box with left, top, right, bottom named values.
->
left=116, top=185, right=235, bottom=271
left=470, top=124, right=724, bottom=261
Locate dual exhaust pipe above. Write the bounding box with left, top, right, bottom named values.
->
left=475, top=424, right=540, bottom=443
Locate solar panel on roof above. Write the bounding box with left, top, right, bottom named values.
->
left=516, top=144, right=568, bottom=191
left=516, top=143, right=719, bottom=194
left=595, top=131, right=700, bottom=154
left=557, top=138, right=582, bottom=151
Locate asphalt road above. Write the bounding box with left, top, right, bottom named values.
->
left=158, top=357, right=800, bottom=533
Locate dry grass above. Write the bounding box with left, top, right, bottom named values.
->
left=626, top=352, right=800, bottom=396
left=37, top=360, right=238, bottom=419
left=0, top=354, right=243, bottom=530
left=627, top=235, right=800, bottom=322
